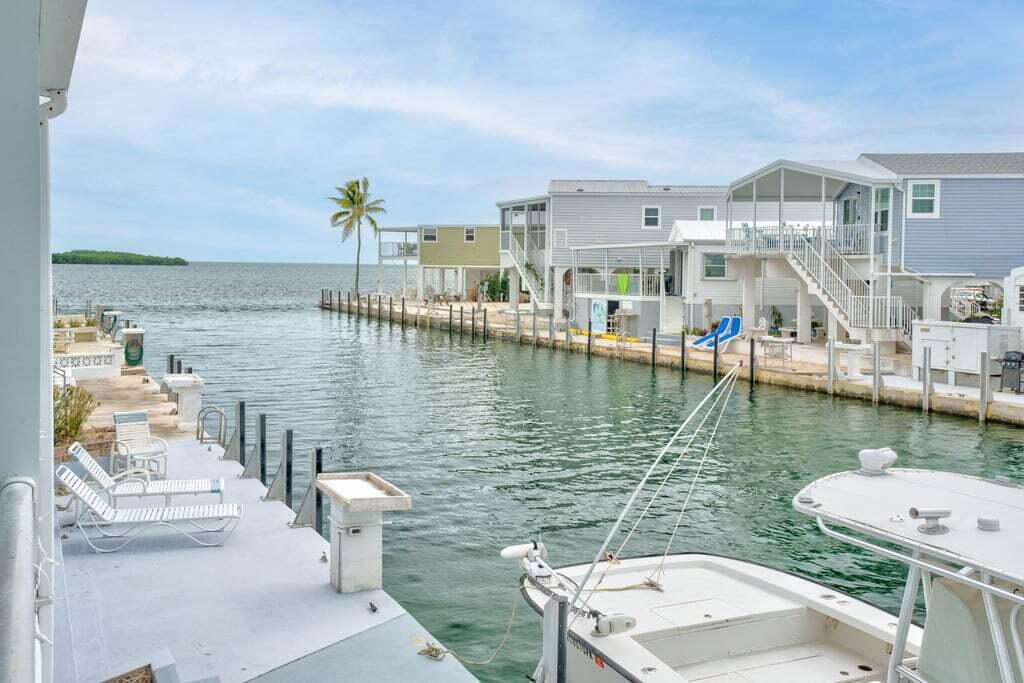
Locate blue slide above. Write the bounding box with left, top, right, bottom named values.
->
left=692, top=316, right=742, bottom=349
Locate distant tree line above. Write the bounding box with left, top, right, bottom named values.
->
left=51, top=250, right=188, bottom=266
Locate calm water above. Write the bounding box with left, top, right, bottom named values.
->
left=56, top=262, right=1024, bottom=681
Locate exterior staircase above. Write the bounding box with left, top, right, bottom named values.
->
left=731, top=224, right=915, bottom=345
left=503, top=233, right=552, bottom=310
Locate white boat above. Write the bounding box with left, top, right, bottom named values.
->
left=508, top=366, right=1024, bottom=682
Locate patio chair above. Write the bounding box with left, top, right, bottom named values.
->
left=112, top=410, right=168, bottom=477
left=56, top=465, right=241, bottom=553
left=68, top=442, right=224, bottom=507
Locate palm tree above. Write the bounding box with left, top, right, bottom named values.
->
left=329, top=178, right=386, bottom=295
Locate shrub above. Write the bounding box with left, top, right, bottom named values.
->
left=68, top=318, right=82, bottom=328
left=482, top=272, right=509, bottom=302
left=54, top=319, right=66, bottom=328
left=53, top=385, right=98, bottom=446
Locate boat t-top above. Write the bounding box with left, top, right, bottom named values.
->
left=506, top=364, right=1024, bottom=682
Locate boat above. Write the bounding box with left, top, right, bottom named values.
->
left=507, top=365, right=1024, bottom=682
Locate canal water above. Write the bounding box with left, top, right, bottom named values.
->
left=56, top=262, right=1024, bottom=681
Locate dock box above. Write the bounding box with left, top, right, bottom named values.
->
left=911, top=320, right=1022, bottom=386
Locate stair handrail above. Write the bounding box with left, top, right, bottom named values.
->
left=507, top=232, right=544, bottom=299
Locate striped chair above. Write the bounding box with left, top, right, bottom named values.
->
left=112, top=410, right=168, bottom=477
left=57, top=465, right=242, bottom=553
left=68, top=442, right=224, bottom=507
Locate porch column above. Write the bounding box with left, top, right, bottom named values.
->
left=741, top=259, right=757, bottom=327
left=868, top=186, right=875, bottom=302
left=821, top=176, right=827, bottom=228
left=508, top=268, right=520, bottom=310
left=439, top=268, right=446, bottom=293
left=457, top=267, right=465, bottom=296
left=659, top=249, right=666, bottom=330
left=416, top=266, right=426, bottom=300
left=553, top=267, right=567, bottom=321
left=796, top=278, right=812, bottom=344
left=779, top=168, right=785, bottom=225
left=886, top=186, right=894, bottom=296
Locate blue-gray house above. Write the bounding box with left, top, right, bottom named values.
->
left=724, top=152, right=1024, bottom=348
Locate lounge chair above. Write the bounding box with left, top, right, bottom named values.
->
left=691, top=317, right=731, bottom=349
left=705, top=316, right=742, bottom=349
left=57, top=466, right=241, bottom=553
left=68, top=442, right=224, bottom=507
left=112, top=410, right=168, bottom=477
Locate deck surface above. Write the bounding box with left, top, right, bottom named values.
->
left=55, top=436, right=474, bottom=682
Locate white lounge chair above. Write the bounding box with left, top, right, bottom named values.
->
left=57, top=465, right=241, bottom=553
left=68, top=442, right=224, bottom=506
left=112, top=410, right=168, bottom=477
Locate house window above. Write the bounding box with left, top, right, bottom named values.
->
left=422, top=227, right=437, bottom=243
left=874, top=188, right=890, bottom=231
left=464, top=227, right=475, bottom=243
left=642, top=206, right=661, bottom=229
left=698, top=206, right=717, bottom=221
left=703, top=253, right=727, bottom=278
left=1018, top=286, right=1024, bottom=312
left=554, top=229, right=568, bottom=248
left=842, top=196, right=860, bottom=225
left=908, top=180, right=940, bottom=218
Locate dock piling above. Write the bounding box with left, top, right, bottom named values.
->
left=712, top=333, right=719, bottom=385
left=826, top=339, right=835, bottom=395
left=347, top=291, right=351, bottom=314
left=681, top=332, right=686, bottom=378
left=872, top=342, right=881, bottom=404
left=748, top=335, right=756, bottom=384
left=401, top=298, right=406, bottom=327
left=460, top=307, right=464, bottom=338
left=979, top=351, right=990, bottom=424
left=448, top=304, right=453, bottom=336
left=483, top=309, right=488, bottom=342
left=587, top=319, right=592, bottom=359
left=378, top=295, right=382, bottom=323
left=389, top=296, right=393, bottom=324
left=548, top=314, right=554, bottom=348
left=532, top=312, right=537, bottom=346
left=515, top=310, right=521, bottom=341
left=922, top=347, right=932, bottom=414
left=471, top=308, right=476, bottom=340
left=176, top=359, right=183, bottom=375
left=167, top=354, right=175, bottom=374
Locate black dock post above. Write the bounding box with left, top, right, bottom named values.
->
left=176, top=359, right=183, bottom=374
left=389, top=296, right=393, bottom=324
left=347, top=291, right=351, bottom=314
left=378, top=295, right=382, bottom=323
left=258, top=414, right=267, bottom=485
left=651, top=328, right=657, bottom=368
left=483, top=309, right=488, bottom=342
left=749, top=336, right=756, bottom=384
left=471, top=308, right=476, bottom=340
left=681, top=332, right=687, bottom=377
left=712, top=333, right=720, bottom=385
left=401, top=298, right=406, bottom=327
left=313, top=446, right=323, bottom=537
left=237, top=401, right=247, bottom=466
left=587, top=319, right=593, bottom=359
left=167, top=354, right=175, bottom=374
left=460, top=307, right=464, bottom=338
left=449, top=304, right=453, bottom=336
left=284, top=429, right=293, bottom=508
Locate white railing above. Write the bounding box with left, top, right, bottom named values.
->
left=0, top=480, right=37, bottom=682
left=504, top=232, right=544, bottom=299
left=575, top=273, right=661, bottom=297
left=850, top=297, right=916, bottom=338
left=379, top=242, right=417, bottom=258
left=950, top=291, right=982, bottom=320
left=728, top=223, right=876, bottom=256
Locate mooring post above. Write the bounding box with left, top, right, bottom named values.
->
left=330, top=289, right=334, bottom=311
left=979, top=350, right=990, bottom=424
left=284, top=429, right=293, bottom=508
left=378, top=294, right=382, bottom=323
left=259, top=414, right=267, bottom=484
left=651, top=328, right=657, bottom=368
left=236, top=401, right=246, bottom=465
left=471, top=308, right=476, bottom=340
left=313, top=446, right=323, bottom=536
left=532, top=312, right=538, bottom=346
left=548, top=314, right=554, bottom=348
left=681, top=332, right=687, bottom=378
left=872, top=342, right=881, bottom=405
left=587, top=319, right=593, bottom=359
left=459, top=307, right=464, bottom=338
left=712, top=333, right=720, bottom=385
left=176, top=359, right=183, bottom=374
left=167, top=354, right=175, bottom=374
left=748, top=335, right=756, bottom=384
left=826, top=338, right=835, bottom=396
left=186, top=366, right=193, bottom=374
left=337, top=291, right=341, bottom=312
left=389, top=296, right=393, bottom=324
left=515, top=310, right=521, bottom=341
left=483, top=308, right=488, bottom=342
left=922, top=346, right=932, bottom=414
left=401, top=298, right=406, bottom=327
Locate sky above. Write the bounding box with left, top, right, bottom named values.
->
left=51, top=0, right=1024, bottom=263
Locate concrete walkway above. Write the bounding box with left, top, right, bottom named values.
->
left=55, top=437, right=475, bottom=682
left=78, top=372, right=177, bottom=435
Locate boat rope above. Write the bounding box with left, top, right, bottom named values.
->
left=565, top=364, right=743, bottom=627
left=648, top=367, right=740, bottom=586
left=417, top=586, right=520, bottom=666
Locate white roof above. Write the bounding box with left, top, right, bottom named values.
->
left=549, top=180, right=728, bottom=196
left=794, top=468, right=1024, bottom=584
left=669, top=220, right=728, bottom=243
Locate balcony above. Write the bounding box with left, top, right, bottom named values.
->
left=727, top=223, right=879, bottom=256
left=575, top=272, right=662, bottom=298
left=379, top=242, right=418, bottom=259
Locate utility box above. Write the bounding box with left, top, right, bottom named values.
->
left=315, top=473, right=411, bottom=593
left=911, top=320, right=1021, bottom=386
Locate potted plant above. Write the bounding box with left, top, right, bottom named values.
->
left=52, top=385, right=99, bottom=460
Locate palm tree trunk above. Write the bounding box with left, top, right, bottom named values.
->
left=355, top=218, right=362, bottom=295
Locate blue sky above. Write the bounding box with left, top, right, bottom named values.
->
left=52, top=0, right=1024, bottom=263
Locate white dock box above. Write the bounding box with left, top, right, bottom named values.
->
left=912, top=320, right=1021, bottom=385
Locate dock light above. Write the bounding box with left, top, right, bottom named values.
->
left=908, top=507, right=952, bottom=535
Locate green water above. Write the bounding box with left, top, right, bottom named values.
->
left=55, top=263, right=1024, bottom=681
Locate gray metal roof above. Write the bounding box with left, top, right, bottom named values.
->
left=861, top=153, right=1024, bottom=175
left=548, top=179, right=728, bottom=195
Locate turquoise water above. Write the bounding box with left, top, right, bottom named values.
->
left=55, top=262, right=1024, bottom=681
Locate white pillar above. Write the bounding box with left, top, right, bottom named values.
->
left=416, top=266, right=425, bottom=300
left=741, top=260, right=757, bottom=326
left=439, top=268, right=446, bottom=294
left=458, top=267, right=466, bottom=296
left=797, top=279, right=812, bottom=343
left=553, top=267, right=567, bottom=321
left=779, top=167, right=785, bottom=226
left=509, top=269, right=520, bottom=310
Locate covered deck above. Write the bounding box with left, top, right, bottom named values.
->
left=376, top=226, right=419, bottom=297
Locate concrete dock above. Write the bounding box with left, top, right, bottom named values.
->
left=320, top=291, right=1024, bottom=426
left=55, top=436, right=475, bottom=682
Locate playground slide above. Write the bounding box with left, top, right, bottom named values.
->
left=690, top=317, right=730, bottom=348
